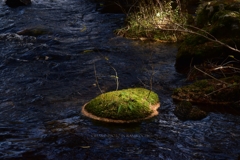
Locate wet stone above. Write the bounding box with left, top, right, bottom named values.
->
left=174, top=101, right=207, bottom=121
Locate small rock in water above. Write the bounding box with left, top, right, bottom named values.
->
left=174, top=101, right=207, bottom=121
left=5, top=0, right=31, bottom=8
left=17, top=28, right=50, bottom=36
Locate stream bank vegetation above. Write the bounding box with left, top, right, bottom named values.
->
left=114, top=0, right=240, bottom=118
left=172, top=0, right=240, bottom=111
left=115, top=0, right=189, bottom=42
left=88, top=0, right=240, bottom=120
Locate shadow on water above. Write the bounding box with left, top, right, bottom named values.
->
left=90, top=120, right=142, bottom=133
left=0, top=0, right=240, bottom=159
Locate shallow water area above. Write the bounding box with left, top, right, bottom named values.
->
left=0, top=0, right=240, bottom=159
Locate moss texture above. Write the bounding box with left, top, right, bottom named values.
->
left=172, top=76, right=240, bottom=106
left=84, top=88, right=159, bottom=120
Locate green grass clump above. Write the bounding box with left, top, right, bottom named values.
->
left=85, top=88, right=159, bottom=120
left=116, top=0, right=188, bottom=42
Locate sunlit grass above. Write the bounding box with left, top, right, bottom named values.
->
left=116, top=0, right=188, bottom=42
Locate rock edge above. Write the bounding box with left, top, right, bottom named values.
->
left=81, top=102, right=160, bottom=123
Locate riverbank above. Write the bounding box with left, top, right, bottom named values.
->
left=109, top=0, right=240, bottom=114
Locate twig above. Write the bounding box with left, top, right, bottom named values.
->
left=187, top=57, right=194, bottom=80
left=221, top=55, right=240, bottom=66
left=94, top=63, right=103, bottom=94
left=93, top=50, right=120, bottom=92
left=114, top=0, right=139, bottom=15
left=146, top=50, right=156, bottom=99
left=210, top=65, right=240, bottom=72
left=205, top=83, right=239, bottom=97
left=110, top=65, right=119, bottom=91
left=154, top=21, right=240, bottom=53
left=137, top=77, right=150, bottom=88
left=194, top=65, right=229, bottom=85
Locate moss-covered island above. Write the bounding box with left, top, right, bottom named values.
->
left=81, top=88, right=160, bottom=123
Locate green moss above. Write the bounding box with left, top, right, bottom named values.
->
left=85, top=88, right=159, bottom=120
left=173, top=79, right=214, bottom=97
left=173, top=88, right=182, bottom=94
left=86, top=88, right=159, bottom=120
left=172, top=76, right=240, bottom=105
left=194, top=79, right=209, bottom=88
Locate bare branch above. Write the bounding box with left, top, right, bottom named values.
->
left=205, top=83, right=239, bottom=97
left=193, top=65, right=229, bottom=85
left=110, top=65, right=119, bottom=91
left=94, top=63, right=103, bottom=94
left=154, top=21, right=240, bottom=53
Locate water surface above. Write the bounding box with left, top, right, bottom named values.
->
left=0, top=0, right=240, bottom=159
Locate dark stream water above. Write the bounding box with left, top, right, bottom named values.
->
left=0, top=0, right=240, bottom=159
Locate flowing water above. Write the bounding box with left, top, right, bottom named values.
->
left=0, top=0, right=240, bottom=159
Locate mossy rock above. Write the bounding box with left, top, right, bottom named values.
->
left=174, top=101, right=192, bottom=120
left=82, top=88, right=160, bottom=123
left=188, top=107, right=207, bottom=120
left=172, top=76, right=240, bottom=106
left=196, top=0, right=240, bottom=27
left=174, top=101, right=207, bottom=120
left=175, top=0, right=240, bottom=72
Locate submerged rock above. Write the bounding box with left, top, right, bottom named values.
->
left=188, top=107, right=207, bottom=120
left=174, top=101, right=207, bottom=121
left=5, top=0, right=31, bottom=8
left=17, top=28, right=51, bottom=37
left=174, top=101, right=192, bottom=120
